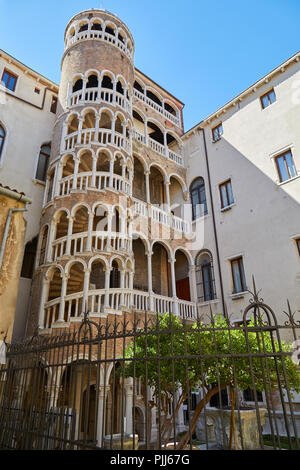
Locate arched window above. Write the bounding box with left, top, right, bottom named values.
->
left=21, top=237, right=38, bottom=279
left=0, top=124, right=6, bottom=160
left=195, top=251, right=215, bottom=302
left=190, top=177, right=207, bottom=220
left=35, top=143, right=51, bottom=182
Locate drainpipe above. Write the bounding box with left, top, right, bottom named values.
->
left=0, top=187, right=32, bottom=271
left=200, top=127, right=227, bottom=319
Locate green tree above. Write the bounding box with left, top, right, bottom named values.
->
left=123, top=313, right=300, bottom=450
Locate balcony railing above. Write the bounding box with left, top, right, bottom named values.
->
left=66, top=29, right=133, bottom=59
left=133, top=89, right=181, bottom=127
left=64, top=128, right=131, bottom=154
left=133, top=130, right=183, bottom=166
left=58, top=172, right=131, bottom=197
left=51, top=231, right=132, bottom=261
left=68, top=87, right=131, bottom=114
left=43, top=289, right=198, bottom=329
left=133, top=198, right=192, bottom=233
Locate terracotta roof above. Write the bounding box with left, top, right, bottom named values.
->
left=0, top=183, right=26, bottom=198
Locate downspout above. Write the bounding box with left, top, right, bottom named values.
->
left=200, top=127, right=227, bottom=319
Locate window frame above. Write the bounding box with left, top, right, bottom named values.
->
left=260, top=88, right=276, bottom=109
left=35, top=143, right=51, bottom=183
left=230, top=256, right=247, bottom=294
left=274, top=150, right=297, bottom=183
left=212, top=123, right=223, bottom=142
left=296, top=238, right=300, bottom=257
left=0, top=124, right=6, bottom=161
left=190, top=177, right=208, bottom=221
left=1, top=68, right=18, bottom=92
left=219, top=179, right=234, bottom=209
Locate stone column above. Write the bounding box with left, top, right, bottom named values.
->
left=145, top=170, right=150, bottom=204
left=165, top=180, right=171, bottom=213
left=72, top=158, right=80, bottom=190
left=96, top=385, right=106, bottom=447
left=38, top=278, right=50, bottom=329
left=104, top=268, right=111, bottom=310
left=147, top=251, right=154, bottom=312
left=125, top=378, right=134, bottom=434
left=189, top=265, right=197, bottom=303
left=58, top=274, right=68, bottom=322
left=87, top=211, right=94, bottom=251
left=46, top=219, right=56, bottom=262
left=169, top=257, right=179, bottom=315
left=77, top=117, right=84, bottom=144
left=91, top=156, right=97, bottom=187
left=82, top=269, right=90, bottom=314
left=65, top=215, right=74, bottom=256
left=109, top=158, right=114, bottom=188
left=119, top=269, right=126, bottom=309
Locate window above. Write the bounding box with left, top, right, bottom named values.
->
left=50, top=96, right=57, bottom=114
left=219, top=179, right=234, bottom=209
left=231, top=257, right=247, bottom=294
left=190, top=177, right=208, bottom=220
left=296, top=238, right=300, bottom=257
left=0, top=124, right=5, bottom=160
left=243, top=388, right=263, bottom=402
left=212, top=123, right=223, bottom=142
left=34, top=87, right=40, bottom=94
left=35, top=143, right=51, bottom=182
left=275, top=150, right=297, bottom=183
left=260, top=89, right=276, bottom=109
left=196, top=251, right=216, bottom=302
left=21, top=237, right=38, bottom=279
left=1, top=69, right=18, bottom=91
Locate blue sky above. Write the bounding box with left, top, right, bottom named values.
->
left=0, top=0, right=300, bottom=131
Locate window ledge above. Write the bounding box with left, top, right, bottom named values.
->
left=221, top=203, right=235, bottom=212
left=197, top=299, right=219, bottom=307
left=230, top=291, right=248, bottom=300
left=278, top=174, right=300, bottom=186
left=32, top=178, right=46, bottom=187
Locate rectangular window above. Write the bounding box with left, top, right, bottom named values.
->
left=35, top=144, right=51, bottom=182
left=219, top=179, right=234, bottom=209
left=275, top=150, right=297, bottom=183
left=34, top=87, right=40, bottom=94
left=260, top=89, right=276, bottom=109
left=212, top=123, right=223, bottom=142
left=231, top=257, right=247, bottom=294
left=296, top=238, right=300, bottom=257
left=1, top=69, right=18, bottom=91
left=50, top=96, right=57, bottom=114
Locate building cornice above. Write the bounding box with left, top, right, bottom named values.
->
left=183, top=50, right=300, bottom=140
left=0, top=49, right=59, bottom=92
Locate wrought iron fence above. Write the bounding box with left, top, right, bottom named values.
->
left=0, top=280, right=300, bottom=451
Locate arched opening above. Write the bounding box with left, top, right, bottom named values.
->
left=55, top=211, right=69, bottom=240
left=105, top=24, right=115, bottom=36
left=91, top=21, right=102, bottom=31
left=195, top=251, right=216, bottom=302
left=110, top=260, right=120, bottom=288
left=133, top=156, right=146, bottom=201
left=93, top=205, right=108, bottom=232
left=133, top=110, right=145, bottom=135
left=47, top=268, right=62, bottom=301
left=164, top=101, right=177, bottom=117
left=149, top=166, right=165, bottom=206
left=115, top=115, right=124, bottom=134
left=147, top=121, right=164, bottom=146
left=166, top=133, right=181, bottom=154
left=99, top=111, right=112, bottom=129
left=146, top=89, right=162, bottom=107
left=152, top=242, right=171, bottom=297
left=67, top=263, right=84, bottom=296
left=82, top=111, right=95, bottom=129
left=20, top=236, right=38, bottom=279
left=116, top=80, right=124, bottom=95
left=62, top=155, right=75, bottom=178
left=175, top=250, right=191, bottom=301
left=190, top=177, right=208, bottom=220
left=133, top=407, right=145, bottom=442
left=72, top=79, right=83, bottom=93
left=169, top=176, right=185, bottom=218
left=78, top=150, right=93, bottom=173
left=134, top=81, right=144, bottom=94
left=39, top=226, right=48, bottom=266
left=86, top=74, right=98, bottom=89
left=114, top=154, right=123, bottom=176
left=111, top=207, right=120, bottom=233
left=106, top=362, right=123, bottom=436
left=72, top=207, right=89, bottom=234
left=67, top=115, right=79, bottom=134
left=78, top=23, right=88, bottom=33
left=101, top=75, right=113, bottom=90
left=97, top=151, right=111, bottom=173
left=133, top=238, right=148, bottom=291
left=89, top=259, right=105, bottom=291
